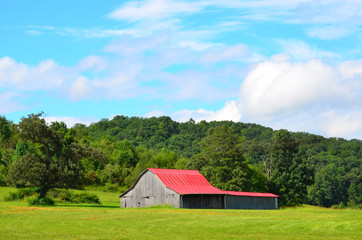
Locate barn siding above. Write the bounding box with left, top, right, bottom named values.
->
left=181, top=194, right=225, bottom=209
left=225, top=195, right=277, bottom=209
left=120, top=171, right=180, bottom=208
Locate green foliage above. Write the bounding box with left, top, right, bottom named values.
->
left=28, top=195, right=54, bottom=205
left=1, top=113, right=361, bottom=208
left=111, top=139, right=139, bottom=166
left=0, top=116, right=12, bottom=143
left=103, top=183, right=121, bottom=192
left=13, top=141, right=30, bottom=160
left=192, top=126, right=267, bottom=192
left=75, top=192, right=100, bottom=204
left=5, top=113, right=89, bottom=198
left=4, top=188, right=36, bottom=201
left=308, top=159, right=362, bottom=207
left=47, top=189, right=100, bottom=204
left=267, top=130, right=314, bottom=206
left=339, top=202, right=346, bottom=209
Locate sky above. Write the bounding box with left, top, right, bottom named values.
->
left=0, top=0, right=362, bottom=140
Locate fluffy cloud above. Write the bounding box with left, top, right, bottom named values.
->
left=277, top=40, right=337, bottom=60
left=339, top=59, right=362, bottom=79
left=108, top=0, right=312, bottom=22
left=0, top=92, right=25, bottom=114
left=200, top=44, right=249, bottom=64
left=171, top=100, right=242, bottom=122
left=69, top=76, right=93, bottom=101
left=237, top=57, right=362, bottom=139
left=0, top=57, right=65, bottom=91
left=306, top=25, right=357, bottom=40
left=239, top=59, right=347, bottom=119
left=108, top=0, right=202, bottom=22
left=43, top=115, right=97, bottom=128
left=174, top=57, right=362, bottom=139
left=320, top=111, right=362, bottom=139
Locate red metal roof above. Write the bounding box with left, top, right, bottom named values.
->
left=148, top=168, right=225, bottom=194
left=148, top=168, right=278, bottom=197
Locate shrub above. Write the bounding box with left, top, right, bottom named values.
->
left=74, top=193, right=100, bottom=204
left=47, top=189, right=100, bottom=204
left=4, top=188, right=36, bottom=201
left=331, top=204, right=339, bottom=209
left=338, top=202, right=346, bottom=209
left=28, top=196, right=54, bottom=206
left=104, top=183, right=120, bottom=192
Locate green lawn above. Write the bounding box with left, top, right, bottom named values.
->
left=0, top=187, right=361, bottom=240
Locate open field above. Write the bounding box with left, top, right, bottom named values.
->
left=0, top=187, right=361, bottom=240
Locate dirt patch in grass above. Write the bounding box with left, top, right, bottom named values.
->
left=3, top=206, right=91, bottom=214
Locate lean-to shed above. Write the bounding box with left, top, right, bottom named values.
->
left=119, top=168, right=278, bottom=209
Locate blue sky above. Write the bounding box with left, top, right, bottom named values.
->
left=1, top=0, right=362, bottom=139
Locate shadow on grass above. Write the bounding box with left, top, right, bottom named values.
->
left=55, top=204, right=120, bottom=209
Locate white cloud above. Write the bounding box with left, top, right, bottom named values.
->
left=108, top=0, right=203, bottom=22
left=23, top=1, right=361, bottom=41
left=143, top=110, right=165, bottom=118
left=338, top=59, right=362, bottom=79
left=320, top=110, right=362, bottom=139
left=76, top=55, right=107, bottom=71
left=26, top=25, right=137, bottom=39
left=107, top=0, right=312, bottom=22
left=292, top=0, right=362, bottom=25
left=0, top=56, right=65, bottom=91
left=69, top=76, right=93, bottom=101
left=277, top=40, right=337, bottom=60
left=0, top=92, right=25, bottom=114
left=306, top=25, right=357, bottom=40
left=43, top=115, right=97, bottom=128
left=171, top=100, right=242, bottom=122
left=177, top=41, right=224, bottom=51
left=172, top=57, right=362, bottom=139
left=200, top=44, right=249, bottom=64
left=239, top=58, right=362, bottom=139
left=240, top=59, right=350, bottom=120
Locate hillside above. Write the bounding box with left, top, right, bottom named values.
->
left=0, top=114, right=361, bottom=207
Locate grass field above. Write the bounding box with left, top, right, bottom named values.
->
left=0, top=187, right=361, bottom=240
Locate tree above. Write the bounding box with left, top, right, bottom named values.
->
left=268, top=130, right=314, bottom=206
left=6, top=113, right=84, bottom=198
left=191, top=125, right=267, bottom=192
left=0, top=116, right=12, bottom=143
left=112, top=139, right=139, bottom=167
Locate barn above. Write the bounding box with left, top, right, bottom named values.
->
left=119, top=168, right=278, bottom=209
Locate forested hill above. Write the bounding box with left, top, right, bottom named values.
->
left=0, top=114, right=361, bottom=208
left=86, top=115, right=361, bottom=159
left=87, top=115, right=276, bottom=157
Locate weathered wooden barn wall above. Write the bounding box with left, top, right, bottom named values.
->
left=120, top=171, right=180, bottom=208
left=181, top=194, right=225, bottom=209
left=225, top=196, right=277, bottom=210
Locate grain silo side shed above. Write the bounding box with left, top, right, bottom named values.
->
left=119, top=168, right=278, bottom=209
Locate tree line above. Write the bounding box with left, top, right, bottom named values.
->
left=0, top=114, right=361, bottom=207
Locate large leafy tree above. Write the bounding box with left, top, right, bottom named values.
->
left=0, top=116, right=12, bottom=143
left=190, top=125, right=267, bottom=192
left=6, top=113, right=85, bottom=198
left=268, top=130, right=314, bottom=206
